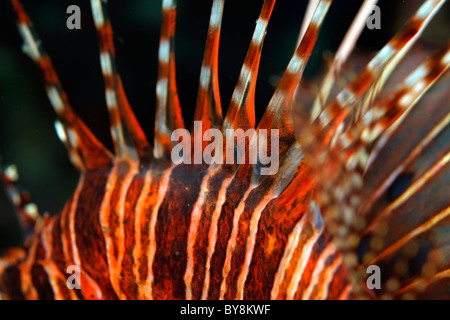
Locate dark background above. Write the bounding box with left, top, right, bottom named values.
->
left=0, top=0, right=447, bottom=249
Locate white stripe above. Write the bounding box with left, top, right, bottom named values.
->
left=66, top=128, right=79, bottom=148
left=162, top=0, right=173, bottom=10
left=416, top=0, right=434, bottom=19
left=311, top=1, right=330, bottom=25
left=219, top=186, right=254, bottom=299
left=201, top=176, right=233, bottom=299
left=412, top=80, right=426, bottom=93
left=232, top=87, right=243, bottom=105
left=368, top=44, right=394, bottom=70
left=252, top=19, right=267, bottom=45
left=442, top=50, right=450, bottom=66
left=47, top=87, right=64, bottom=113
left=316, top=255, right=342, bottom=300
left=236, top=196, right=273, bottom=299
left=338, top=284, right=352, bottom=300
left=399, top=93, right=413, bottom=107
left=113, top=161, right=139, bottom=299
left=18, top=24, right=40, bottom=60
left=90, top=0, right=105, bottom=29
left=54, top=121, right=67, bottom=143
left=336, top=88, right=356, bottom=106
left=158, top=40, right=170, bottom=64
left=184, top=166, right=219, bottom=299
left=106, top=88, right=118, bottom=108
left=210, top=0, right=224, bottom=29
left=140, top=166, right=173, bottom=299
left=133, top=169, right=152, bottom=298
left=40, top=260, right=79, bottom=300
left=100, top=51, right=113, bottom=75
left=200, top=65, right=211, bottom=89
left=156, top=78, right=168, bottom=102
left=270, top=215, right=307, bottom=299
left=405, top=64, right=428, bottom=87
left=98, top=162, right=121, bottom=297
left=66, top=175, right=103, bottom=299
left=318, top=109, right=331, bottom=126
left=286, top=228, right=323, bottom=299
left=301, top=242, right=336, bottom=299
left=240, top=64, right=251, bottom=82
left=287, top=54, right=303, bottom=74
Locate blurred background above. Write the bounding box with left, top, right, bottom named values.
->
left=0, top=0, right=447, bottom=249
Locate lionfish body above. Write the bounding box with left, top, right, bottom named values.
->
left=0, top=0, right=449, bottom=300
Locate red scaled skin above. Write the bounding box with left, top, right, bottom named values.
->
left=0, top=158, right=352, bottom=300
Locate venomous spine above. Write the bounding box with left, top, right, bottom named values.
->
left=0, top=0, right=449, bottom=300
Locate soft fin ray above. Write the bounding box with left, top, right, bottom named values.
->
left=90, top=0, right=152, bottom=162
left=10, top=0, right=112, bottom=171
left=193, top=0, right=225, bottom=138
left=311, top=0, right=446, bottom=150
left=154, top=0, right=185, bottom=159
left=253, top=0, right=332, bottom=184
left=310, top=0, right=379, bottom=120
left=0, top=164, right=40, bottom=237
left=222, top=0, right=276, bottom=133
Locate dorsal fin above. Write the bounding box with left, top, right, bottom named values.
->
left=336, top=44, right=450, bottom=163
left=293, top=1, right=448, bottom=297
left=217, top=0, right=276, bottom=176
left=310, top=0, right=446, bottom=150
left=296, top=0, right=320, bottom=47
left=0, top=164, right=40, bottom=237
left=252, top=0, right=332, bottom=184
left=310, top=0, right=378, bottom=121
left=192, top=0, right=225, bottom=142
left=357, top=44, right=449, bottom=223
left=90, top=0, right=152, bottom=162
left=154, top=0, right=185, bottom=159
left=222, top=0, right=276, bottom=133
left=258, top=0, right=332, bottom=133
left=10, top=0, right=112, bottom=172
left=360, top=78, right=449, bottom=298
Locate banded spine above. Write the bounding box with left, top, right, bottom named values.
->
left=0, top=0, right=448, bottom=301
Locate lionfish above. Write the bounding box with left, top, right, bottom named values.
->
left=0, top=0, right=448, bottom=300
